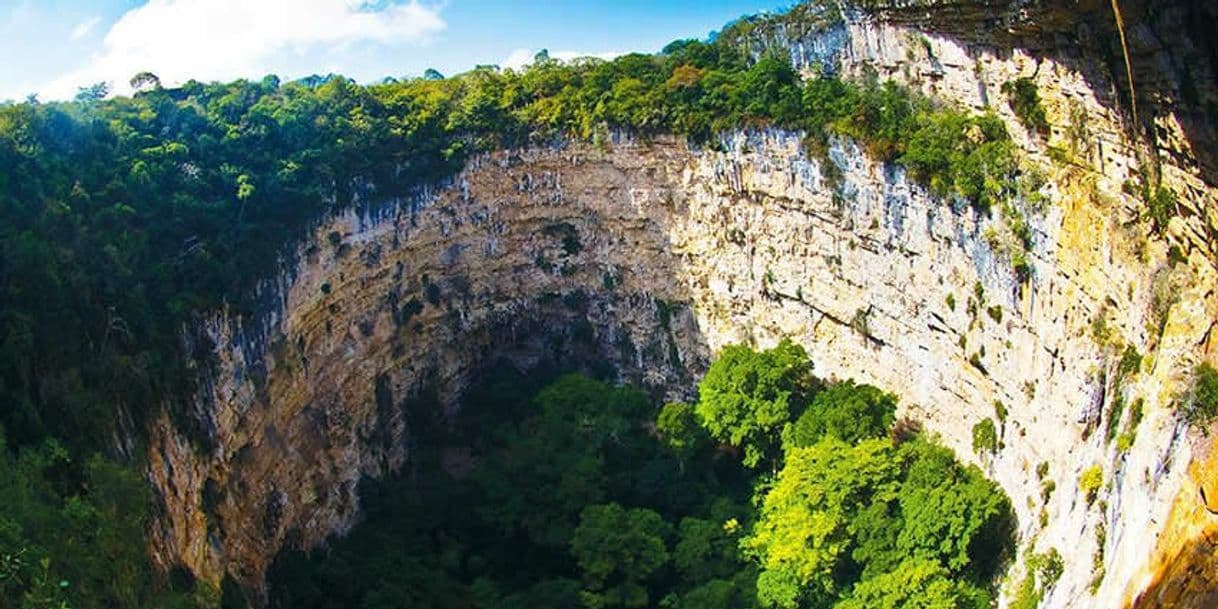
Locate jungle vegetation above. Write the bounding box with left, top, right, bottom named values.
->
left=266, top=342, right=1014, bottom=609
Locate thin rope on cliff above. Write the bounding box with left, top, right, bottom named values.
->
left=1111, top=0, right=1138, bottom=133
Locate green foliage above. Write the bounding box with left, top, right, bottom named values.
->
left=1104, top=345, right=1144, bottom=442
left=1028, top=548, right=1064, bottom=586
left=1001, top=78, right=1049, bottom=135
left=1182, top=363, right=1218, bottom=430
left=1115, top=432, right=1135, bottom=453
left=1129, top=163, right=1181, bottom=232
left=1118, top=345, right=1143, bottom=379
left=74, top=82, right=109, bottom=103
left=696, top=339, right=815, bottom=467
left=986, top=305, right=1003, bottom=323
left=745, top=437, right=902, bottom=603
left=1146, top=185, right=1179, bottom=230
left=745, top=436, right=1010, bottom=608
left=673, top=516, right=741, bottom=583
left=1089, top=521, right=1107, bottom=594
left=993, top=400, right=1008, bottom=424
left=1011, top=548, right=1064, bottom=609
left=1008, top=572, right=1042, bottom=609
left=900, top=110, right=1017, bottom=212
left=895, top=440, right=1011, bottom=573
left=971, top=419, right=999, bottom=456
left=849, top=308, right=871, bottom=337
left=1116, top=398, right=1146, bottom=452
left=1079, top=465, right=1104, bottom=503
left=268, top=343, right=1012, bottom=609
left=783, top=380, right=896, bottom=448
left=475, top=374, right=650, bottom=547
left=677, top=574, right=758, bottom=609
left=572, top=503, right=671, bottom=608
left=0, top=433, right=191, bottom=609
left=657, top=402, right=707, bottom=462
left=835, top=559, right=989, bottom=609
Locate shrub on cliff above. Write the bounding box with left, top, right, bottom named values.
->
left=1182, top=363, right=1218, bottom=430
left=972, top=418, right=999, bottom=456
left=1002, top=77, right=1050, bottom=136
left=901, top=111, right=1017, bottom=212
left=1079, top=465, right=1104, bottom=503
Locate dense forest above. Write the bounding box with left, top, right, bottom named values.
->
left=0, top=5, right=1043, bottom=608
left=266, top=342, right=1014, bottom=609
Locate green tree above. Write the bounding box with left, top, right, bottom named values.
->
left=895, top=440, right=1011, bottom=573
left=571, top=503, right=671, bottom=608
left=834, top=559, right=989, bottom=609
left=784, top=380, right=896, bottom=448
left=696, top=340, right=816, bottom=468
left=673, top=517, right=737, bottom=583
left=1183, top=363, right=1218, bottom=429
left=1001, top=78, right=1049, bottom=135
left=129, top=72, right=161, bottom=93
left=1079, top=465, right=1104, bottom=504
left=73, top=82, right=109, bottom=103
left=656, top=402, right=706, bottom=463
left=475, top=375, right=650, bottom=547
left=971, top=419, right=998, bottom=456
left=743, top=437, right=902, bottom=604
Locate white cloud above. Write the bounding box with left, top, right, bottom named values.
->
left=501, top=48, right=622, bottom=71
left=69, top=16, right=101, bottom=41
left=40, top=0, right=445, bottom=99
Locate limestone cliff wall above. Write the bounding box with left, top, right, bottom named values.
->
left=147, top=139, right=709, bottom=590
left=146, top=2, right=1218, bottom=607
left=148, top=128, right=1215, bottom=606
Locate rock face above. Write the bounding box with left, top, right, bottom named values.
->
left=147, top=2, right=1218, bottom=607
left=146, top=138, right=711, bottom=591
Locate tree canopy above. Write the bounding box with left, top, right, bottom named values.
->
left=696, top=339, right=816, bottom=467
left=745, top=436, right=1011, bottom=609
left=783, top=380, right=897, bottom=448
left=267, top=346, right=1013, bottom=609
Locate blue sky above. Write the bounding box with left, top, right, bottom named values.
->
left=0, top=0, right=781, bottom=101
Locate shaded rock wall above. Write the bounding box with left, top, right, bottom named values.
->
left=147, top=137, right=709, bottom=591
